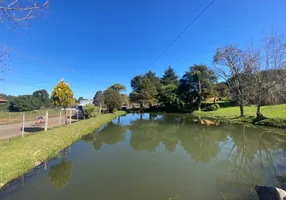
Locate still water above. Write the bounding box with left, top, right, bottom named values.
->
left=1, top=113, right=286, bottom=200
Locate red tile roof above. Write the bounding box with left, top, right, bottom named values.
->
left=0, top=96, right=8, bottom=103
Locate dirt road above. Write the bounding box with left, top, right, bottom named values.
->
left=0, top=116, right=68, bottom=140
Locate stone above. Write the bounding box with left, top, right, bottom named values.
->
left=255, top=185, right=286, bottom=200
left=34, top=161, right=41, bottom=167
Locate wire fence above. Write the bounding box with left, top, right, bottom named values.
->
left=0, top=109, right=77, bottom=140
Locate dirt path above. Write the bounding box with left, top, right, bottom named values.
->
left=0, top=116, right=70, bottom=140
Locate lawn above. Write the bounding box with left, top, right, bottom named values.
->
left=193, top=104, right=286, bottom=128
left=0, top=109, right=62, bottom=126
left=0, top=111, right=126, bottom=188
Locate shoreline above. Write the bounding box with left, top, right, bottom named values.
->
left=0, top=111, right=126, bottom=189
left=193, top=111, right=286, bottom=129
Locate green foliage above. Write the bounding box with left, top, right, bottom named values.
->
left=212, top=82, right=230, bottom=98
left=109, top=84, right=126, bottom=93
left=121, top=94, right=129, bottom=105
left=48, top=161, right=72, bottom=189
left=214, top=103, right=220, bottom=109
left=161, top=66, right=179, bottom=86
left=93, top=90, right=104, bottom=107
left=158, top=84, right=179, bottom=106
left=9, top=95, right=41, bottom=112
left=206, top=104, right=219, bottom=111
left=51, top=80, right=74, bottom=108
left=179, top=64, right=217, bottom=110
left=130, top=71, right=160, bottom=107
left=32, top=89, right=50, bottom=108
left=0, top=103, right=8, bottom=111
left=83, top=104, right=99, bottom=118
left=103, top=88, right=123, bottom=113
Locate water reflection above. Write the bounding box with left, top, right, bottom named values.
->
left=82, top=114, right=286, bottom=199
left=48, top=151, right=73, bottom=189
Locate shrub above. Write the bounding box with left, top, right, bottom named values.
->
left=206, top=104, right=219, bottom=111
left=83, top=104, right=99, bottom=118
left=214, top=103, right=220, bottom=109
left=9, top=95, right=41, bottom=112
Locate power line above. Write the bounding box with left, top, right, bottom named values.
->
left=150, top=0, right=216, bottom=67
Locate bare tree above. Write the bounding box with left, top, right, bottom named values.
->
left=0, top=0, right=48, bottom=29
left=247, top=34, right=286, bottom=119
left=213, top=45, right=251, bottom=117
left=0, top=0, right=48, bottom=79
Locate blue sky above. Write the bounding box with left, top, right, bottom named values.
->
left=1, top=0, right=286, bottom=99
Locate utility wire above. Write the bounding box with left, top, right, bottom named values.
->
left=150, top=0, right=216, bottom=67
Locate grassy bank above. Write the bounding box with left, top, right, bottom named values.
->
left=193, top=104, right=286, bottom=128
left=0, top=111, right=125, bottom=188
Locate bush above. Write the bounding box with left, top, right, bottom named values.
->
left=9, top=95, right=41, bottom=112
left=214, top=103, right=220, bottom=109
left=206, top=104, right=219, bottom=111
left=83, top=104, right=99, bottom=118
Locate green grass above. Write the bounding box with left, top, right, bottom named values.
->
left=193, top=104, right=286, bottom=128
left=0, top=111, right=126, bottom=188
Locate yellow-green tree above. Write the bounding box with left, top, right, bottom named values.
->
left=51, top=80, right=74, bottom=124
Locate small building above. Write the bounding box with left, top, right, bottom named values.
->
left=0, top=96, right=8, bottom=104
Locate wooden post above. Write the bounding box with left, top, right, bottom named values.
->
left=44, top=111, right=48, bottom=131
left=69, top=109, right=72, bottom=124
left=59, top=110, right=62, bottom=125
left=22, top=113, right=25, bottom=137
left=77, top=109, right=79, bottom=123
left=44, top=161, right=47, bottom=171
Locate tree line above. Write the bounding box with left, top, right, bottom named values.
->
left=93, top=33, right=286, bottom=119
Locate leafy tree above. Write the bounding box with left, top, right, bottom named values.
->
left=121, top=94, right=129, bottom=105
left=33, top=89, right=50, bottom=108
left=161, top=66, right=179, bottom=86
left=109, top=83, right=126, bottom=93
left=93, top=90, right=104, bottom=111
left=159, top=66, right=180, bottom=108
left=145, top=70, right=161, bottom=91
left=212, top=82, right=230, bottom=102
left=130, top=71, right=160, bottom=109
left=48, top=160, right=72, bottom=189
left=51, top=80, right=74, bottom=124
left=179, top=64, right=217, bottom=111
left=158, top=84, right=180, bottom=108
left=130, top=76, right=158, bottom=109
left=9, top=95, right=41, bottom=111
left=103, top=88, right=122, bottom=113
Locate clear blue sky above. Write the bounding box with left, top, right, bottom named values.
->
left=1, top=0, right=286, bottom=99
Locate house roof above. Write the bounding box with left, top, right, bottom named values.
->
left=0, top=96, right=8, bottom=103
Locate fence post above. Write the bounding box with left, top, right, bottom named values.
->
left=77, top=109, right=79, bottom=123
left=22, top=113, right=25, bottom=137
left=45, top=111, right=48, bottom=131
left=69, top=109, right=72, bottom=124
left=59, top=110, right=62, bottom=125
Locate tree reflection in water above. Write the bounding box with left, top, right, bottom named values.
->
left=81, top=114, right=286, bottom=199
left=48, top=150, right=73, bottom=190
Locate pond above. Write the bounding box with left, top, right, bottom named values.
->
left=1, top=113, right=286, bottom=200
